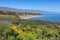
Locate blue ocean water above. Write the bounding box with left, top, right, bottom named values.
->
left=28, top=14, right=60, bottom=23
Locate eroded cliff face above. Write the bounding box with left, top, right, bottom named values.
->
left=19, top=15, right=41, bottom=19
left=0, top=11, right=42, bottom=19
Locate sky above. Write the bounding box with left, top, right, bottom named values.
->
left=0, top=0, right=60, bottom=12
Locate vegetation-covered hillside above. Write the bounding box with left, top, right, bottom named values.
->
left=0, top=11, right=60, bottom=40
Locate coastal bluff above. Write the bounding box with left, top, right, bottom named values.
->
left=0, top=11, right=42, bottom=19
left=15, top=12, right=42, bottom=19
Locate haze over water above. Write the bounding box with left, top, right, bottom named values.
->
left=29, top=13, right=60, bottom=23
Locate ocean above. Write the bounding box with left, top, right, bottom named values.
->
left=28, top=14, right=60, bottom=23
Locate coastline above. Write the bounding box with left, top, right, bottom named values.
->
left=19, top=15, right=42, bottom=19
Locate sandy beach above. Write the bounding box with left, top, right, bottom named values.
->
left=19, top=15, right=42, bottom=19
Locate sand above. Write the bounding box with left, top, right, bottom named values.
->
left=19, top=15, right=42, bottom=19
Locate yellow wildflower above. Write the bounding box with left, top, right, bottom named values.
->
left=32, top=34, right=37, bottom=39
left=15, top=29, right=18, bottom=32
left=22, top=32, right=27, bottom=35
left=17, top=30, right=23, bottom=34
left=28, top=32, right=32, bottom=36
left=36, top=28, right=42, bottom=32
left=24, top=25, right=31, bottom=30
left=10, top=25, right=17, bottom=30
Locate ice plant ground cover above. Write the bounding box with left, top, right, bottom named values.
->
left=0, top=25, right=60, bottom=40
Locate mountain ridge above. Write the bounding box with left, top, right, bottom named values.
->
left=0, top=7, right=42, bottom=14
left=0, top=7, right=60, bottom=14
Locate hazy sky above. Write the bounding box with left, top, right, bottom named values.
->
left=0, top=0, right=60, bottom=12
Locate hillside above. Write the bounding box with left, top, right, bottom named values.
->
left=0, top=14, right=60, bottom=40
left=0, top=7, right=60, bottom=40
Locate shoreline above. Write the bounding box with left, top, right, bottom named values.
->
left=19, top=15, right=42, bottom=19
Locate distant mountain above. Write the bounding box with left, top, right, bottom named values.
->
left=0, top=7, right=60, bottom=14
left=0, top=7, right=43, bottom=14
